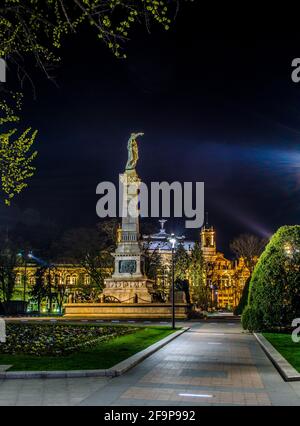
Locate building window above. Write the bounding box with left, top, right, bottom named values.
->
left=221, top=278, right=229, bottom=288
left=71, top=275, right=77, bottom=285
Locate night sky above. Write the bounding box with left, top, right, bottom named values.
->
left=2, top=4, right=300, bottom=254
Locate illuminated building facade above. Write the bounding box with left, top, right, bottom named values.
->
left=13, top=221, right=250, bottom=312
left=13, top=264, right=105, bottom=313
left=144, top=221, right=250, bottom=310
left=200, top=225, right=250, bottom=309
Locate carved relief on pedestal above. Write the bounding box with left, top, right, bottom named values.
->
left=105, top=280, right=149, bottom=290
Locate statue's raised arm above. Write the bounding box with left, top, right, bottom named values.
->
left=126, top=132, right=144, bottom=170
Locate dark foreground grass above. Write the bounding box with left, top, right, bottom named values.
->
left=263, top=332, right=300, bottom=373
left=0, top=326, right=175, bottom=371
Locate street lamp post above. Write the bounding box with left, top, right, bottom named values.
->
left=169, top=234, right=177, bottom=330
left=144, top=228, right=184, bottom=329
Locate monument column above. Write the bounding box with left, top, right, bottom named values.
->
left=112, top=167, right=143, bottom=278
left=103, top=133, right=154, bottom=303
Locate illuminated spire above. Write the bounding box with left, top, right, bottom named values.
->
left=159, top=219, right=167, bottom=234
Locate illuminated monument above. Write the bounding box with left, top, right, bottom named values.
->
left=102, top=133, right=154, bottom=303
left=64, top=133, right=188, bottom=318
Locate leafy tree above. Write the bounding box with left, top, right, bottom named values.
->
left=204, top=260, right=221, bottom=310
left=30, top=266, right=49, bottom=313
left=44, top=265, right=56, bottom=313
left=0, top=238, right=19, bottom=302
left=168, top=243, right=190, bottom=303
left=188, top=242, right=208, bottom=309
left=142, top=221, right=169, bottom=301
left=230, top=233, right=267, bottom=273
left=0, top=127, right=37, bottom=206
left=142, top=237, right=162, bottom=280
left=59, top=221, right=116, bottom=300
left=145, top=246, right=165, bottom=302
left=242, top=226, right=300, bottom=331
left=96, top=219, right=118, bottom=251
left=174, top=243, right=190, bottom=281
left=1, top=0, right=178, bottom=75
left=53, top=270, right=71, bottom=314
left=0, top=93, right=37, bottom=205
left=75, top=279, right=103, bottom=303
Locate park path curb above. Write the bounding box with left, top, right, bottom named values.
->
left=254, top=333, right=300, bottom=382
left=0, top=327, right=189, bottom=380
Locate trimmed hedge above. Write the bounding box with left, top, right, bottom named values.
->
left=242, top=225, right=300, bottom=332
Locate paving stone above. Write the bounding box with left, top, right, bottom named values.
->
left=1, top=321, right=300, bottom=405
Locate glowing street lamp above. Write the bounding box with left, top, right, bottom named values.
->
left=169, top=235, right=177, bottom=249
left=144, top=226, right=184, bottom=328
left=168, top=233, right=177, bottom=330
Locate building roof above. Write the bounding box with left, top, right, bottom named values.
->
left=144, top=240, right=195, bottom=252
left=142, top=219, right=195, bottom=252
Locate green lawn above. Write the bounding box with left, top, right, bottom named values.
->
left=263, top=332, right=300, bottom=373
left=0, top=326, right=175, bottom=371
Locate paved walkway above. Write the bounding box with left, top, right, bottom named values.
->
left=1, top=321, right=300, bottom=406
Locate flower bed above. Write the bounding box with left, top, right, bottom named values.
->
left=0, top=323, right=137, bottom=356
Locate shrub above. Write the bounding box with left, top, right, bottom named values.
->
left=234, top=277, right=250, bottom=316
left=245, top=225, right=300, bottom=331
left=241, top=305, right=264, bottom=332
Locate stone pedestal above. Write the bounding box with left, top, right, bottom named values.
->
left=64, top=303, right=189, bottom=319
left=102, top=167, right=155, bottom=303
left=111, top=169, right=143, bottom=279
left=103, top=278, right=154, bottom=303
